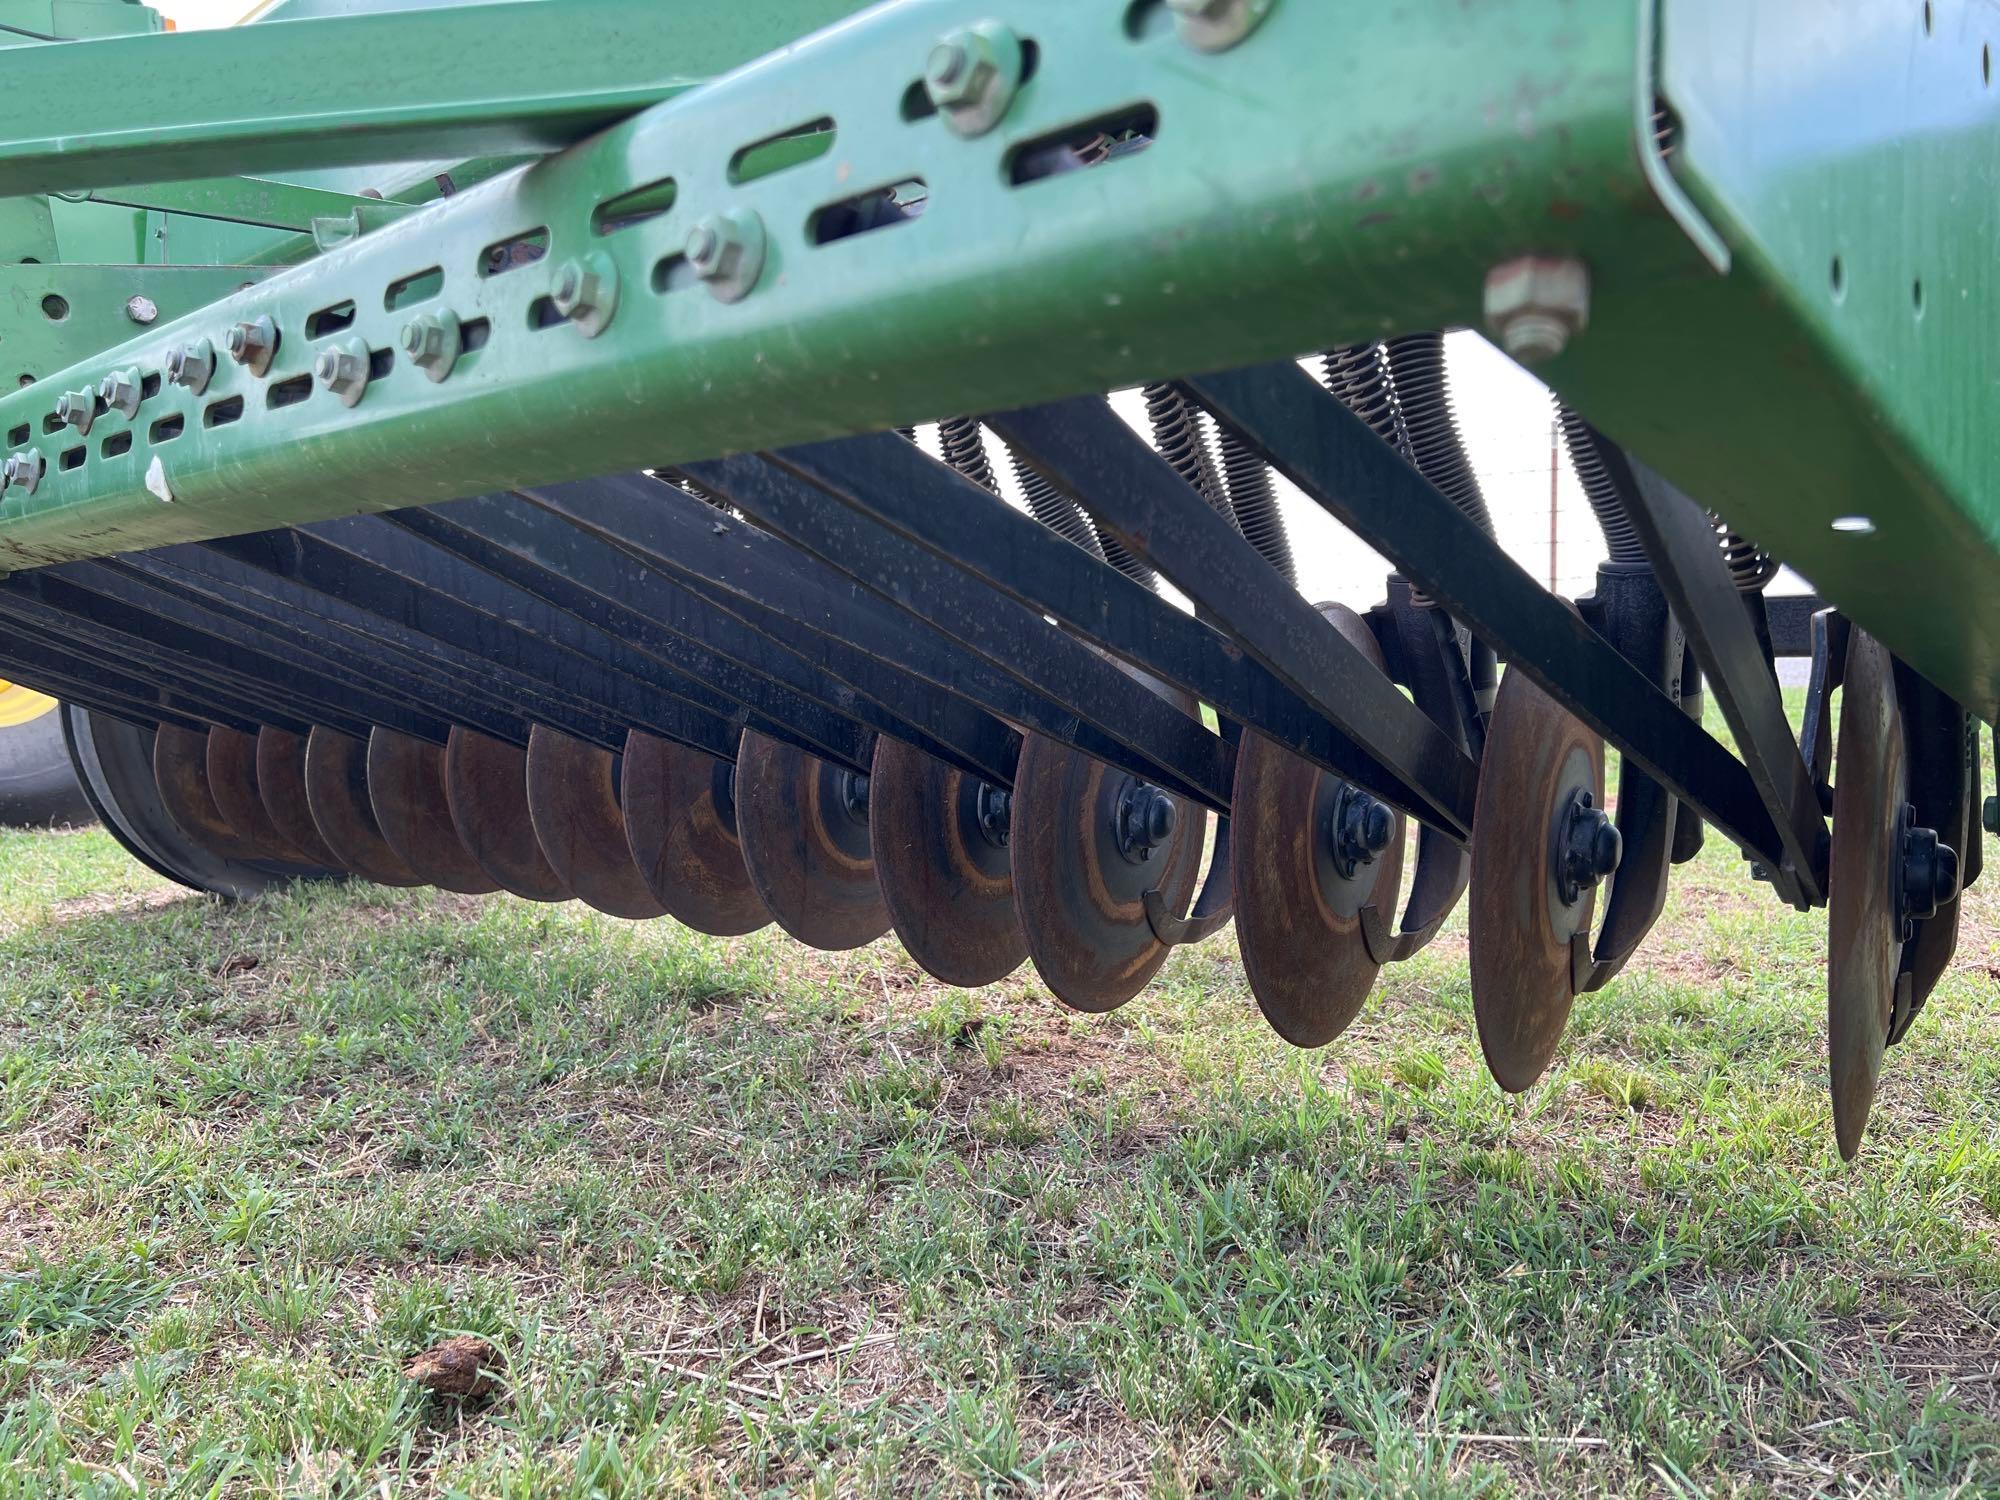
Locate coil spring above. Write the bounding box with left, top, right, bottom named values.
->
left=1142, top=383, right=1232, bottom=520
left=1716, top=522, right=1779, bottom=593
left=1007, top=447, right=1117, bottom=567
left=1556, top=403, right=1648, bottom=566
left=1320, top=344, right=1410, bottom=455
left=1385, top=333, right=1494, bottom=535
left=1217, top=427, right=1295, bottom=586
left=938, top=417, right=1141, bottom=581
left=937, top=415, right=999, bottom=494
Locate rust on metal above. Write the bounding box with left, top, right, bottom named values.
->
left=205, top=724, right=305, bottom=863
left=364, top=727, right=499, bottom=895
left=254, top=727, right=345, bottom=871
left=302, top=724, right=423, bottom=886
left=1231, top=602, right=1405, bottom=1047
left=733, top=727, right=889, bottom=951
left=523, top=723, right=666, bottom=919
left=152, top=721, right=262, bottom=860
left=1009, top=728, right=1205, bottom=1014
left=441, top=726, right=570, bottom=902
left=868, top=734, right=1025, bottom=987
left=1467, top=669, right=1603, bottom=1092
left=620, top=729, right=769, bottom=936
left=1827, top=630, right=1903, bottom=1161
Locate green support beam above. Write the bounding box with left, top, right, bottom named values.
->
left=68, top=177, right=421, bottom=235
left=0, top=0, right=1994, bottom=720
left=4, top=264, right=274, bottom=388
left=0, top=0, right=867, bottom=195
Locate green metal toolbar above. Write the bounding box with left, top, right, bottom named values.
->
left=0, top=0, right=1995, bottom=721
left=0, top=0, right=864, bottom=195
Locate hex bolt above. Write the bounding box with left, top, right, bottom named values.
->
left=98, top=368, right=141, bottom=420
left=1117, top=781, right=1179, bottom=863
left=1557, top=788, right=1622, bottom=905
left=55, top=388, right=96, bottom=435
left=124, top=294, right=159, bottom=325
left=314, top=337, right=370, bottom=407
left=923, top=21, right=1024, bottom=136
left=548, top=253, right=619, bottom=337
left=399, top=310, right=461, bottom=383
left=975, top=782, right=1013, bottom=848
left=1166, top=0, right=1276, bottom=53
left=223, top=315, right=278, bottom=376
left=1330, top=784, right=1394, bottom=878
left=839, top=770, right=872, bottom=824
left=1484, top=256, right=1590, bottom=364
left=165, top=337, right=215, bottom=396
left=685, top=209, right=768, bottom=304
left=3, top=450, right=45, bottom=497
left=1898, top=816, right=1958, bottom=928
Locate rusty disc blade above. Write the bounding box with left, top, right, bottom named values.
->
left=302, top=726, right=423, bottom=887
left=523, top=724, right=666, bottom=919
left=621, top=729, right=770, bottom=936
left=869, top=735, right=1026, bottom=987
left=1233, top=601, right=1406, bottom=1046
left=255, top=728, right=344, bottom=871
left=734, top=727, right=890, bottom=951
left=1828, top=630, right=1905, bottom=1160
left=442, top=727, right=570, bottom=902
left=365, top=728, right=499, bottom=895
left=1009, top=732, right=1207, bottom=1013
left=1468, top=670, right=1604, bottom=1092
left=153, top=722, right=263, bottom=861
left=205, top=725, right=305, bottom=862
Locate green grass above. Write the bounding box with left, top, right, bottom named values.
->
left=0, top=792, right=1993, bottom=1495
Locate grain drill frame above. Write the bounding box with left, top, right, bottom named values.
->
left=2, top=0, right=1994, bottom=1157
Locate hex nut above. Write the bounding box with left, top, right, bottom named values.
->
left=165, top=338, right=215, bottom=396
left=99, top=368, right=141, bottom=420
left=55, top=388, right=95, bottom=435
left=399, top=310, right=461, bottom=382
left=314, top=338, right=370, bottom=407
left=4, top=450, right=45, bottom=497
left=224, top=315, right=279, bottom=376
left=923, top=22, right=1023, bottom=136
left=549, top=253, right=619, bottom=337
left=686, top=210, right=768, bottom=304
left=1166, top=0, right=1276, bottom=52
left=1483, top=256, right=1591, bottom=364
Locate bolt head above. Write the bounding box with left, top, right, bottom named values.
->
left=685, top=225, right=724, bottom=277
left=98, top=370, right=139, bottom=416
left=124, top=294, right=159, bottom=325
left=1484, top=256, right=1591, bottom=365
left=550, top=258, right=600, bottom=319
left=923, top=24, right=1020, bottom=131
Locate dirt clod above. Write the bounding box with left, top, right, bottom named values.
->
left=403, top=1335, right=504, bottom=1397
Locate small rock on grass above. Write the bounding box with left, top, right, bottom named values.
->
left=404, top=1335, right=504, bottom=1398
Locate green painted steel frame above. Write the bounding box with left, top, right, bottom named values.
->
left=0, top=0, right=864, bottom=195
left=0, top=0, right=1995, bottom=723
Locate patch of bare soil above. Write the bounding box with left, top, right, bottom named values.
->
left=47, top=887, right=193, bottom=923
